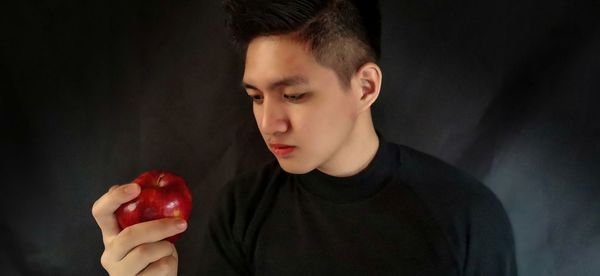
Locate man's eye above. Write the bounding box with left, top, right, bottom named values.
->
left=283, top=93, right=306, bottom=102
left=248, top=95, right=263, bottom=103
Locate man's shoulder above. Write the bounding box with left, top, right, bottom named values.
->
left=387, top=142, right=510, bottom=227
left=388, top=142, right=493, bottom=202
left=389, top=143, right=479, bottom=185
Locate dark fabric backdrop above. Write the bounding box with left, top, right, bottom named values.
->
left=1, top=0, right=599, bottom=275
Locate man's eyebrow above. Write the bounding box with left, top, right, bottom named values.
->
left=242, top=75, right=309, bottom=92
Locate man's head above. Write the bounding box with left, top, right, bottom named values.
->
left=224, top=0, right=383, bottom=175
left=224, top=0, right=381, bottom=88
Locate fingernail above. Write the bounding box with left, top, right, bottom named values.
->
left=124, top=183, right=139, bottom=194
left=176, top=220, right=187, bottom=230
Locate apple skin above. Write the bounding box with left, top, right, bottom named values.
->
left=115, top=170, right=192, bottom=243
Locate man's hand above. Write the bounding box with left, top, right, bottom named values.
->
left=92, top=183, right=188, bottom=275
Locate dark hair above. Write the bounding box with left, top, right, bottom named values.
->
left=223, top=0, right=381, bottom=88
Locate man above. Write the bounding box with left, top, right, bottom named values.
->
left=92, top=0, right=517, bottom=275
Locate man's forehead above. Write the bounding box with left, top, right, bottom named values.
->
left=244, top=35, right=315, bottom=71
left=242, top=75, right=310, bottom=91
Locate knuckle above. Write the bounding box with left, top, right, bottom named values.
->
left=145, top=241, right=173, bottom=259
left=134, top=243, right=152, bottom=258
left=159, top=240, right=175, bottom=253
left=158, top=256, right=176, bottom=272
left=120, top=225, right=136, bottom=239
left=105, top=238, right=117, bottom=252
left=167, top=255, right=178, bottom=266
left=91, top=199, right=102, bottom=217
left=168, top=242, right=177, bottom=254
left=100, top=251, right=110, bottom=269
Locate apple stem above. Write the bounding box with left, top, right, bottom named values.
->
left=157, top=173, right=165, bottom=187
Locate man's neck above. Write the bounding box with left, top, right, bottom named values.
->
left=317, top=113, right=380, bottom=177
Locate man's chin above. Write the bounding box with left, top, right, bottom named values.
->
left=277, top=159, right=315, bottom=175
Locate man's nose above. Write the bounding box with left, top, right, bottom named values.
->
left=260, top=98, right=289, bottom=136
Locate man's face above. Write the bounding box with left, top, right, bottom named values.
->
left=243, top=35, right=360, bottom=174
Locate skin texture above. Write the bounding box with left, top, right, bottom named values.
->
left=243, top=34, right=383, bottom=176
left=92, top=33, right=383, bottom=275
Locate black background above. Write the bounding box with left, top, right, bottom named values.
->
left=1, top=0, right=599, bottom=275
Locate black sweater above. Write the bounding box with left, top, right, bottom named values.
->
left=197, top=140, right=517, bottom=275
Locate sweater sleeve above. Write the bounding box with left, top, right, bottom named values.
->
left=196, top=181, right=251, bottom=275
left=463, top=187, right=518, bottom=276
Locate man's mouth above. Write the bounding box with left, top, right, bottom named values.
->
left=268, top=144, right=296, bottom=157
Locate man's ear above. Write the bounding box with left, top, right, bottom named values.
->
left=353, top=62, right=382, bottom=112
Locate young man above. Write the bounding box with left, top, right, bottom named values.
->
left=92, top=0, right=517, bottom=275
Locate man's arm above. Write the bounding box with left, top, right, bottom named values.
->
left=463, top=188, right=518, bottom=276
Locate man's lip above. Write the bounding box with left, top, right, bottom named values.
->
left=268, top=144, right=296, bottom=157
left=269, top=144, right=295, bottom=149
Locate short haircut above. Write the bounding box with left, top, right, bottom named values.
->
left=223, top=0, right=381, bottom=89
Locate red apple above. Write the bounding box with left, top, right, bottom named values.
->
left=115, top=170, right=192, bottom=243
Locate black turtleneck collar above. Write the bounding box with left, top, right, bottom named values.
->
left=292, top=135, right=397, bottom=204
